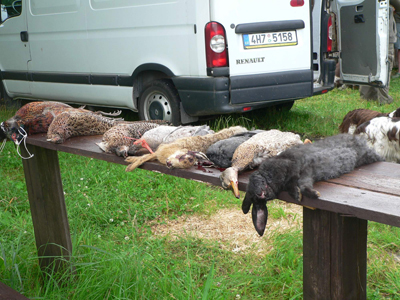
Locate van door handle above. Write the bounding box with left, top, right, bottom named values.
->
left=20, top=31, right=29, bottom=42
left=354, top=14, right=365, bottom=23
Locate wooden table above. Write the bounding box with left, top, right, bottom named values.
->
left=0, top=282, right=30, bottom=300
left=22, top=134, right=400, bottom=300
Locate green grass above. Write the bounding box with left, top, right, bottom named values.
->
left=1, top=80, right=400, bottom=299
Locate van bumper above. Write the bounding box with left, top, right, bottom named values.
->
left=172, top=70, right=313, bottom=117
left=172, top=77, right=233, bottom=117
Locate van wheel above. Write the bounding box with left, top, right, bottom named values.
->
left=138, top=79, right=181, bottom=125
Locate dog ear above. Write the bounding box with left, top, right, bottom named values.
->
left=251, top=202, right=268, bottom=236
left=242, top=192, right=252, bottom=214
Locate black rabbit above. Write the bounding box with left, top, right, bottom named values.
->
left=242, top=134, right=383, bottom=236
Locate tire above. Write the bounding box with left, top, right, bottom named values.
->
left=138, top=79, right=181, bottom=125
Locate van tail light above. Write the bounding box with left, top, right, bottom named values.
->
left=290, top=0, right=304, bottom=7
left=327, top=15, right=333, bottom=52
left=205, top=22, right=228, bottom=68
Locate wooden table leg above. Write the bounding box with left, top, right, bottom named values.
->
left=21, top=144, right=72, bottom=273
left=303, top=207, right=367, bottom=300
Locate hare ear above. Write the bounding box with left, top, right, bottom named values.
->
left=251, top=202, right=268, bottom=237
left=242, top=192, right=252, bottom=214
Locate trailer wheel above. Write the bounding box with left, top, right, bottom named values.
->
left=138, top=79, right=181, bottom=125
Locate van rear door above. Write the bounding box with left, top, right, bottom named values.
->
left=334, top=0, right=389, bottom=87
left=210, top=0, right=313, bottom=105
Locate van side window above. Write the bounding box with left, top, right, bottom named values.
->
left=0, top=0, right=22, bottom=23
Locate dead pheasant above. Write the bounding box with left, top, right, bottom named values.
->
left=125, top=126, right=248, bottom=172
left=47, top=110, right=124, bottom=144
left=1, top=101, right=72, bottom=144
left=96, top=120, right=170, bottom=157
left=219, top=130, right=305, bottom=198
left=1, top=101, right=121, bottom=144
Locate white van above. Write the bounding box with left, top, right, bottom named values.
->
left=0, top=0, right=390, bottom=125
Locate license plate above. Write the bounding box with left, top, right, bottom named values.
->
left=243, top=31, right=298, bottom=49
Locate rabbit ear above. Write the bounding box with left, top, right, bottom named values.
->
left=251, top=202, right=268, bottom=236
left=242, top=192, right=253, bottom=214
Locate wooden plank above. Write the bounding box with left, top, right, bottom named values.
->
left=25, top=135, right=400, bottom=195
left=25, top=134, right=400, bottom=227
left=0, top=282, right=30, bottom=300
left=351, top=162, right=400, bottom=177
left=25, top=133, right=253, bottom=192
left=21, top=144, right=72, bottom=272
left=26, top=134, right=119, bottom=163
left=326, top=166, right=400, bottom=196
left=25, top=134, right=400, bottom=194
left=303, top=208, right=367, bottom=300
left=280, top=182, right=400, bottom=227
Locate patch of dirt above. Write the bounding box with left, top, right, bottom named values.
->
left=149, top=202, right=303, bottom=255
